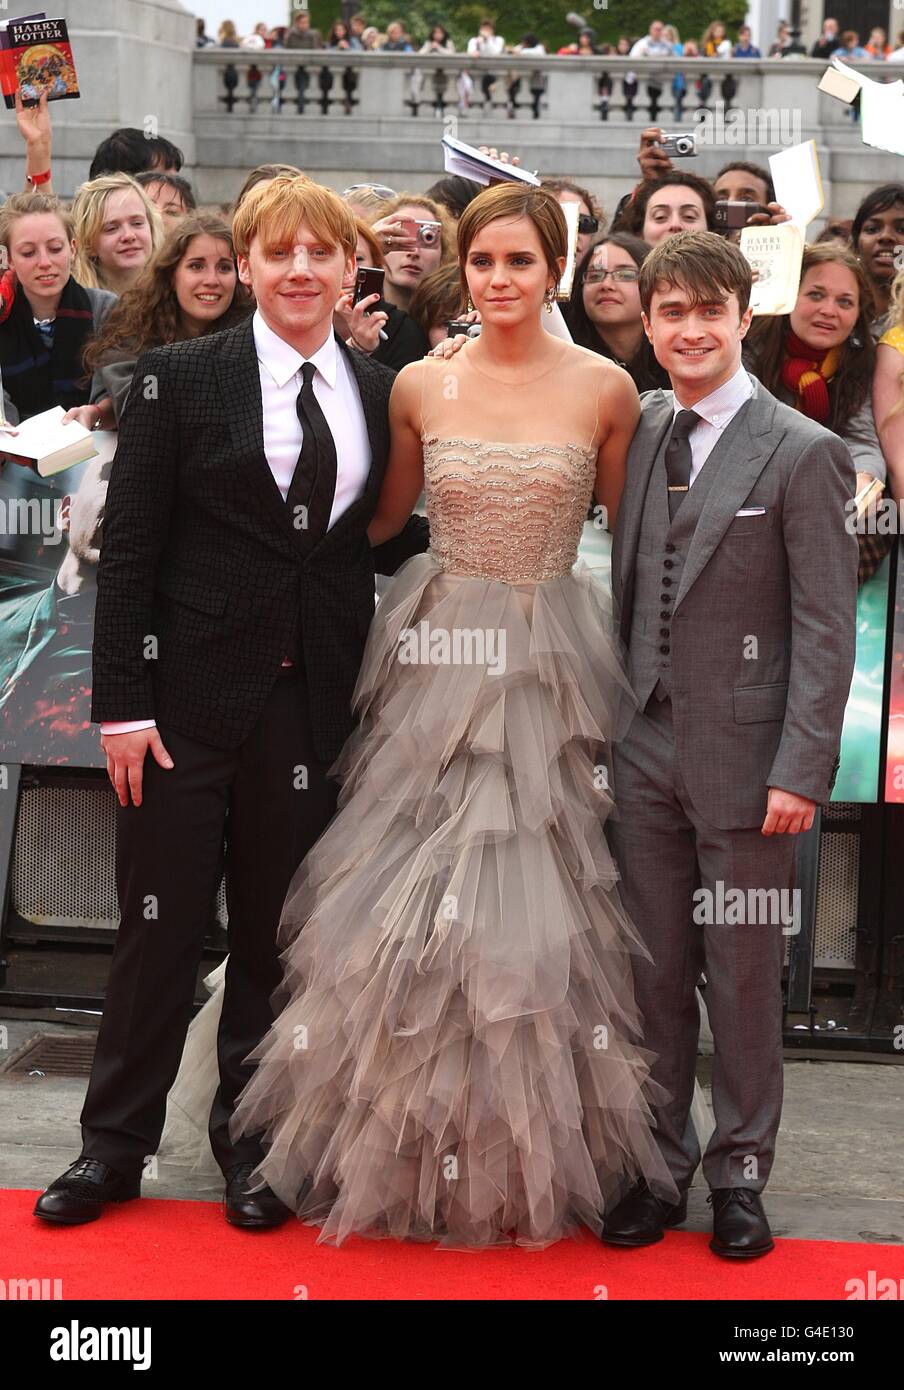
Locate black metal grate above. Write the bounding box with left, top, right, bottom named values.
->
left=1, top=1032, right=98, bottom=1076
left=814, top=827, right=859, bottom=968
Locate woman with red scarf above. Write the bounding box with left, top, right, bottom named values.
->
left=744, top=243, right=887, bottom=579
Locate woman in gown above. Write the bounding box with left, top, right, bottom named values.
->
left=160, top=183, right=683, bottom=1248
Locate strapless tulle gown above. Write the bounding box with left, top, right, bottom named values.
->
left=158, top=346, right=690, bottom=1247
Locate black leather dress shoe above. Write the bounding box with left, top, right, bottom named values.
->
left=34, top=1157, right=141, bottom=1225
left=709, top=1188, right=774, bottom=1258
left=224, top=1162, right=292, bottom=1229
left=601, top=1182, right=688, bottom=1247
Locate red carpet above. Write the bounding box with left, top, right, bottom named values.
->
left=6, top=1188, right=903, bottom=1300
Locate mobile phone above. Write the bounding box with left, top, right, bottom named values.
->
left=352, top=265, right=385, bottom=309
left=659, top=131, right=697, bottom=157
left=713, top=200, right=767, bottom=231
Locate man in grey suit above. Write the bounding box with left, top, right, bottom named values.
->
left=603, top=231, right=858, bottom=1257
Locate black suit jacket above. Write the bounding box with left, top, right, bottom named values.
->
left=91, top=318, right=429, bottom=761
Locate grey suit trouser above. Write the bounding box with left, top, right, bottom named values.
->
left=609, top=693, right=794, bottom=1193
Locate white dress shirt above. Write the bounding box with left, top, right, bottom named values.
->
left=672, top=362, right=754, bottom=485
left=101, top=311, right=372, bottom=736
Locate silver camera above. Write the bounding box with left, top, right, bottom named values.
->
left=415, top=220, right=442, bottom=247
left=659, top=131, right=697, bottom=157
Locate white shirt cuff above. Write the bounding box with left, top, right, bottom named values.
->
left=100, top=720, right=157, bottom=735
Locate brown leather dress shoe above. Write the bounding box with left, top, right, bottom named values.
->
left=601, top=1182, right=688, bottom=1247
left=708, top=1187, right=774, bottom=1258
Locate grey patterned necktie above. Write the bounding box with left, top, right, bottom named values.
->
left=665, top=409, right=700, bottom=520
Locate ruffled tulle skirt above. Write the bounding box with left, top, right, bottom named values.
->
left=191, top=551, right=678, bottom=1248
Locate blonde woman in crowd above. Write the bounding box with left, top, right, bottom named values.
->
left=366, top=191, right=455, bottom=368
left=71, top=174, right=163, bottom=296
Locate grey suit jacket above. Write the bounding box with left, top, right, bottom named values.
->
left=611, top=373, right=859, bottom=828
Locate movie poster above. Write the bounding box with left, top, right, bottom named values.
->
left=0, top=437, right=114, bottom=768
left=832, top=551, right=892, bottom=803
left=883, top=541, right=904, bottom=801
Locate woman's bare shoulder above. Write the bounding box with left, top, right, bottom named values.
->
left=559, top=341, right=637, bottom=397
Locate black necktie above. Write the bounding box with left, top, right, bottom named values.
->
left=286, top=361, right=338, bottom=545
left=665, top=409, right=700, bottom=520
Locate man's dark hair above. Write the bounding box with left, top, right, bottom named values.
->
left=714, top=160, right=775, bottom=204
left=638, top=229, right=752, bottom=317
left=89, top=128, right=185, bottom=180
left=423, top=175, right=482, bottom=220
left=135, top=170, right=197, bottom=211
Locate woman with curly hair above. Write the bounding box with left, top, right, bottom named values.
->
left=84, top=212, right=251, bottom=422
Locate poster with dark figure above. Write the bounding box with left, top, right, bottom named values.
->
left=0, top=437, right=113, bottom=767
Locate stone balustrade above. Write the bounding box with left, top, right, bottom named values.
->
left=193, top=49, right=869, bottom=130
left=190, top=52, right=904, bottom=220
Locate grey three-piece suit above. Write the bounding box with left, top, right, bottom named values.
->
left=609, top=371, right=858, bottom=1193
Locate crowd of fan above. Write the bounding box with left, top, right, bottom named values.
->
left=0, top=94, right=902, bottom=585
left=197, top=14, right=904, bottom=63
left=196, top=14, right=904, bottom=120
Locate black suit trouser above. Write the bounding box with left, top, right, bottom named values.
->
left=79, top=666, right=338, bottom=1179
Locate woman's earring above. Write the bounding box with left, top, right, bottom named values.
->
left=467, top=293, right=474, bottom=313
left=545, top=290, right=555, bottom=313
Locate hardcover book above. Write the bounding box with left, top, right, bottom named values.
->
left=0, top=13, right=80, bottom=109
left=740, top=223, right=804, bottom=317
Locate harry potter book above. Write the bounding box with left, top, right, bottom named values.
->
left=0, top=13, right=80, bottom=109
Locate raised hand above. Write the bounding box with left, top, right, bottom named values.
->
left=370, top=215, right=419, bottom=253
left=335, top=290, right=388, bottom=353
left=636, top=127, right=673, bottom=181
left=15, top=88, right=53, bottom=192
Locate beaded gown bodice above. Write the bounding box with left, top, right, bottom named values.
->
left=419, top=345, right=605, bottom=584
